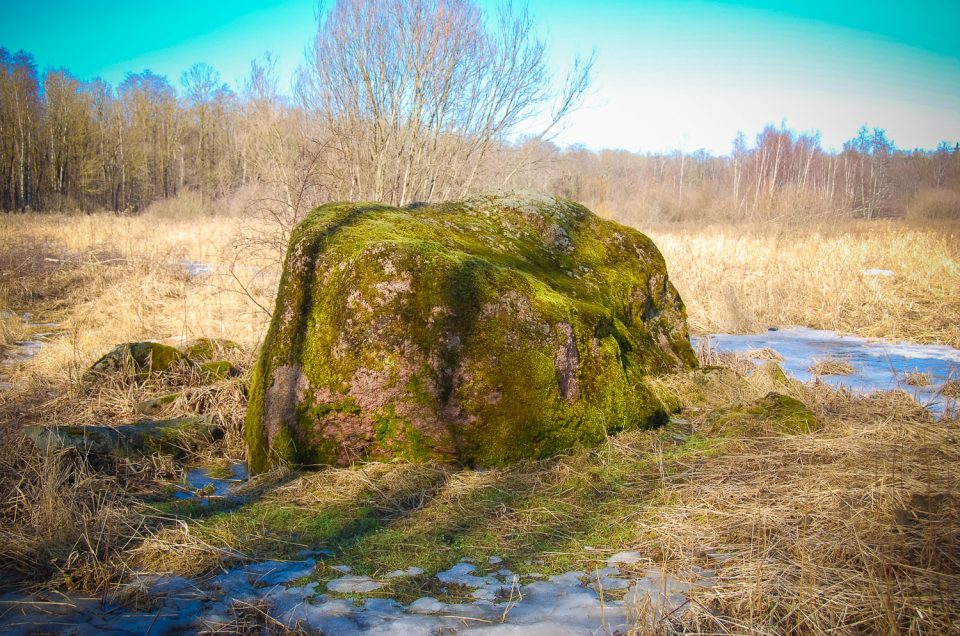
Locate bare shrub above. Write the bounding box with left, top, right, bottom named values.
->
left=296, top=0, right=592, bottom=206
left=906, top=188, right=960, bottom=220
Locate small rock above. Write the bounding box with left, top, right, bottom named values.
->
left=23, top=416, right=221, bottom=458
left=88, top=342, right=186, bottom=381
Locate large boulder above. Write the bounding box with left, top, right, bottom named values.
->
left=245, top=193, right=697, bottom=472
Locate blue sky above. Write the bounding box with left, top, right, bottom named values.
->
left=2, top=0, right=958, bottom=154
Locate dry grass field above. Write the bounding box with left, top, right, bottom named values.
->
left=0, top=202, right=957, bottom=634
left=648, top=220, right=960, bottom=347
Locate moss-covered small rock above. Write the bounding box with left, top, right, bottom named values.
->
left=245, top=192, right=697, bottom=473
left=199, top=360, right=237, bottom=382
left=88, top=342, right=186, bottom=381
left=23, top=416, right=221, bottom=458
left=706, top=392, right=821, bottom=437
left=183, top=338, right=241, bottom=362
left=136, top=393, right=180, bottom=416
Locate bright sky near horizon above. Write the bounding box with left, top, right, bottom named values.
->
left=2, top=0, right=958, bottom=155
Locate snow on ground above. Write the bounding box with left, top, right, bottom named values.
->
left=178, top=258, right=216, bottom=278
left=697, top=328, right=960, bottom=416
left=0, top=559, right=715, bottom=635
left=0, top=315, right=60, bottom=390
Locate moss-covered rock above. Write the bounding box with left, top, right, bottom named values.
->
left=706, top=392, right=821, bottom=437
left=136, top=393, right=180, bottom=416
left=199, top=360, right=237, bottom=382
left=183, top=338, right=241, bottom=362
left=88, top=342, right=186, bottom=380
left=23, top=416, right=221, bottom=458
left=245, top=192, right=697, bottom=473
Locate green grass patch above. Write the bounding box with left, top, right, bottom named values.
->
left=144, top=424, right=724, bottom=602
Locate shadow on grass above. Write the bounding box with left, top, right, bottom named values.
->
left=141, top=430, right=699, bottom=603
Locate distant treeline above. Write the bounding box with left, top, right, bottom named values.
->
left=2, top=45, right=959, bottom=222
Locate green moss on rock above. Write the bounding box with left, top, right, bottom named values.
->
left=199, top=360, right=237, bottom=382
left=23, top=416, right=221, bottom=458
left=88, top=342, right=186, bottom=381
left=706, top=392, right=821, bottom=437
left=245, top=192, right=697, bottom=473
left=136, top=392, right=180, bottom=416
left=183, top=338, right=241, bottom=362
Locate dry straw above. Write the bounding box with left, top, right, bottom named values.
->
left=0, top=209, right=958, bottom=634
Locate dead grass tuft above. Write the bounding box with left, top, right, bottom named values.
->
left=744, top=347, right=783, bottom=361
left=903, top=371, right=932, bottom=387
left=809, top=358, right=855, bottom=376
left=694, top=336, right=756, bottom=376
left=199, top=598, right=311, bottom=635
left=941, top=379, right=960, bottom=399
left=0, top=439, right=142, bottom=592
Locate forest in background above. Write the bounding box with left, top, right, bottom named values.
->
left=3, top=34, right=960, bottom=225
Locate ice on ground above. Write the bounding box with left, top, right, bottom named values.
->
left=0, top=556, right=711, bottom=634
left=245, top=559, right=316, bottom=586
left=697, top=328, right=960, bottom=415
left=1, top=340, right=44, bottom=365
left=409, top=596, right=445, bottom=614
left=589, top=567, right=632, bottom=591
left=385, top=566, right=424, bottom=578
left=1, top=319, right=60, bottom=390
left=327, top=575, right=384, bottom=593
left=436, top=562, right=498, bottom=588
left=187, top=462, right=247, bottom=494
left=178, top=259, right=216, bottom=278
left=607, top=550, right=643, bottom=565
left=174, top=462, right=247, bottom=502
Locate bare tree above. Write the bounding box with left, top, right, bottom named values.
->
left=296, top=0, right=593, bottom=206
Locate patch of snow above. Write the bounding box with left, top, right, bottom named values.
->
left=607, top=550, right=643, bottom=566
left=408, top=596, right=445, bottom=614
left=589, top=567, right=631, bottom=592
left=0, top=556, right=717, bottom=635
left=1, top=319, right=61, bottom=390
left=862, top=268, right=895, bottom=276
left=246, top=559, right=316, bottom=586
left=179, top=259, right=216, bottom=278
left=327, top=575, right=384, bottom=593
left=385, top=566, right=424, bottom=578
left=436, top=562, right=497, bottom=588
